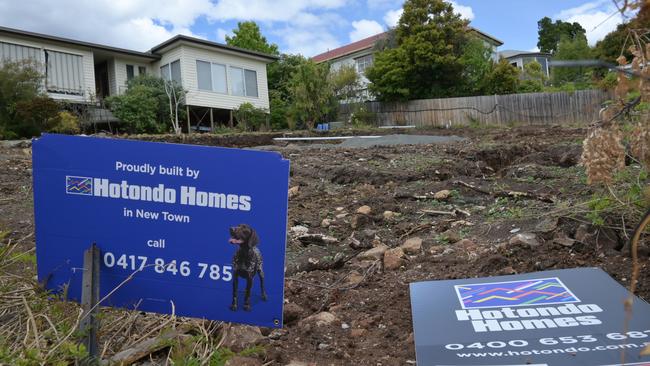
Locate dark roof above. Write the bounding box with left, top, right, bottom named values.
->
left=312, top=32, right=388, bottom=63
left=312, top=26, right=502, bottom=63
left=149, top=35, right=279, bottom=62
left=0, top=25, right=159, bottom=59
left=468, top=27, right=503, bottom=46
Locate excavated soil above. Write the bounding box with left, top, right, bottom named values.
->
left=0, top=126, right=647, bottom=365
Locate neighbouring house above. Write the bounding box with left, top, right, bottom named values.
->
left=499, top=50, right=552, bottom=78
left=0, top=25, right=277, bottom=131
left=312, top=28, right=504, bottom=101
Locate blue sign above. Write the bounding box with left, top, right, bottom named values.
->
left=411, top=268, right=650, bottom=365
left=33, top=134, right=290, bottom=328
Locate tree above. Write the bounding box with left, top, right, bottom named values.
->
left=366, top=0, right=469, bottom=101
left=329, top=64, right=361, bottom=102
left=537, top=16, right=586, bottom=54
left=484, top=59, right=519, bottom=95
left=225, top=21, right=279, bottom=56
left=519, top=60, right=545, bottom=93
left=267, top=54, right=308, bottom=129
left=288, top=61, right=333, bottom=129
left=551, top=34, right=592, bottom=87
left=0, top=60, right=60, bottom=139
left=460, top=36, right=494, bottom=95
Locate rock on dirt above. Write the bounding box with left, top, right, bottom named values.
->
left=356, top=205, right=372, bottom=215
left=400, top=237, right=423, bottom=254
left=299, top=312, right=339, bottom=327
left=384, top=247, right=405, bottom=270
left=288, top=186, right=300, bottom=200
left=222, top=325, right=265, bottom=352
left=290, top=225, right=309, bottom=236
left=297, top=233, right=338, bottom=246
left=383, top=210, right=397, bottom=220
left=358, top=243, right=389, bottom=260
left=434, top=189, right=452, bottom=200
left=509, top=233, right=540, bottom=247
left=320, top=218, right=332, bottom=228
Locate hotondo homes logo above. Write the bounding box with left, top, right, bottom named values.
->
left=453, top=278, right=604, bottom=333
left=66, top=176, right=93, bottom=195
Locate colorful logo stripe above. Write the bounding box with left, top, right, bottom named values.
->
left=66, top=176, right=93, bottom=195
left=455, top=277, right=579, bottom=309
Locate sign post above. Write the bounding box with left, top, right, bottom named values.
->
left=79, top=243, right=100, bottom=363
left=33, top=134, right=290, bottom=328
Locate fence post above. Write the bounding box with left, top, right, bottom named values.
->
left=493, top=94, right=501, bottom=125
left=80, top=243, right=100, bottom=364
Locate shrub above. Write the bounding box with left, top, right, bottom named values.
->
left=233, top=102, right=268, bottom=131
left=0, top=60, right=60, bottom=139
left=48, top=111, right=80, bottom=134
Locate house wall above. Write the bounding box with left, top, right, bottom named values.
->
left=110, top=57, right=151, bottom=95
left=162, top=44, right=270, bottom=110
left=0, top=33, right=95, bottom=102
left=329, top=48, right=374, bottom=101
left=509, top=56, right=550, bottom=77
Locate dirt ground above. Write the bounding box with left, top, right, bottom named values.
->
left=0, top=126, right=648, bottom=365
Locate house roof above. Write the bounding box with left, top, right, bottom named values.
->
left=499, top=49, right=552, bottom=59
left=312, top=32, right=389, bottom=63
left=0, top=25, right=160, bottom=60
left=312, top=27, right=503, bottom=63
left=149, top=35, right=279, bottom=62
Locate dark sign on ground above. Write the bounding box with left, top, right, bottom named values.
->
left=33, top=134, right=289, bottom=328
left=410, top=267, right=650, bottom=365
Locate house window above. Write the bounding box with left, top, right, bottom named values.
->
left=126, top=65, right=134, bottom=80
left=138, top=66, right=146, bottom=75
left=355, top=54, right=373, bottom=74
left=245, top=69, right=258, bottom=97
left=196, top=60, right=228, bottom=93
left=211, top=63, right=227, bottom=93
left=229, top=66, right=245, bottom=96
left=196, top=61, right=212, bottom=91
left=44, top=49, right=83, bottom=95
left=160, top=60, right=181, bottom=84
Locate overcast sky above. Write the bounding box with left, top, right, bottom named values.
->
left=0, top=0, right=630, bottom=56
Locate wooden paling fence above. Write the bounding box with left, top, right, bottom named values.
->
left=339, top=89, right=614, bottom=127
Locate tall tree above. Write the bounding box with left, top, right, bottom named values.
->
left=460, top=36, right=494, bottom=95
left=537, top=16, right=586, bottom=54
left=484, top=59, right=519, bottom=95
left=552, top=34, right=592, bottom=86
left=225, top=21, right=279, bottom=55
left=594, top=2, right=650, bottom=63
left=288, top=61, right=332, bottom=129
left=366, top=0, right=469, bottom=101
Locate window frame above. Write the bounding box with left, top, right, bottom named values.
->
left=126, top=64, right=135, bottom=81
left=355, top=54, right=373, bottom=74
left=160, top=59, right=181, bottom=84
left=193, top=59, right=259, bottom=98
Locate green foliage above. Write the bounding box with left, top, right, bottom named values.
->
left=269, top=91, right=289, bottom=130
left=551, top=35, right=593, bottom=87
left=329, top=64, right=361, bottom=102
left=598, top=72, right=618, bottom=90
left=537, top=16, right=586, bottom=54
left=288, top=60, right=333, bottom=129
left=48, top=111, right=80, bottom=134
left=106, top=84, right=160, bottom=133
left=460, top=36, right=494, bottom=95
left=106, top=74, right=185, bottom=134
left=518, top=60, right=545, bottom=93
left=209, top=346, right=265, bottom=366
left=233, top=102, right=268, bottom=131
left=267, top=54, right=308, bottom=130
left=225, top=21, right=279, bottom=56
left=0, top=60, right=62, bottom=139
left=349, top=105, right=376, bottom=128
left=586, top=194, right=613, bottom=226
left=366, top=0, right=469, bottom=101
left=484, top=59, right=519, bottom=95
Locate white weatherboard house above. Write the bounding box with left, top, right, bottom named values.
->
left=0, top=26, right=277, bottom=131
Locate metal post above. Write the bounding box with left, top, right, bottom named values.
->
left=210, top=107, right=214, bottom=133
left=186, top=105, right=191, bottom=134
left=80, top=243, right=100, bottom=364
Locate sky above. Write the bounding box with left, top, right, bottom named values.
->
left=0, top=0, right=632, bottom=57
